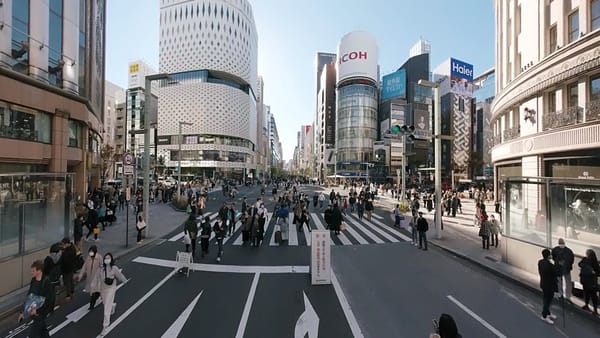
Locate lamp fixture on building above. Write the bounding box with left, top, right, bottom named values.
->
left=524, top=107, right=536, bottom=124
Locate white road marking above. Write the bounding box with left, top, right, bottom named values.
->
left=331, top=269, right=364, bottom=338
left=345, top=215, right=384, bottom=244
left=310, top=213, right=327, bottom=231
left=372, top=213, right=383, bottom=220
left=302, top=227, right=312, bottom=246
left=168, top=212, right=217, bottom=242
left=288, top=214, right=298, bottom=246
left=161, top=290, right=203, bottom=338
left=447, top=295, right=507, bottom=338
left=342, top=220, right=369, bottom=244
left=368, top=216, right=412, bottom=242
left=294, top=292, right=319, bottom=338
left=96, top=269, right=178, bottom=337
left=49, top=280, right=130, bottom=336
left=133, top=256, right=310, bottom=274
left=348, top=213, right=400, bottom=243
left=223, top=219, right=242, bottom=244
left=235, top=273, right=260, bottom=338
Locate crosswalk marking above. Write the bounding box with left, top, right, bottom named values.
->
left=302, top=226, right=311, bottom=246
left=309, top=214, right=354, bottom=245
left=168, top=212, right=217, bottom=242
left=348, top=213, right=400, bottom=243
left=344, top=214, right=384, bottom=244
left=223, top=218, right=243, bottom=244
left=372, top=213, right=383, bottom=220
left=367, top=215, right=412, bottom=242
left=341, top=220, right=369, bottom=244
left=288, top=214, right=298, bottom=246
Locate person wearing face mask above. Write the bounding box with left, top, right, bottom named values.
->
left=92, top=253, right=127, bottom=336
left=76, top=245, right=102, bottom=310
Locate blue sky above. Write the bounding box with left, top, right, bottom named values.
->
left=106, top=0, right=494, bottom=161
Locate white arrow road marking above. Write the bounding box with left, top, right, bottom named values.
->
left=235, top=272, right=260, bottom=338
left=49, top=279, right=130, bottom=336
left=96, top=269, right=178, bottom=338
left=294, top=292, right=319, bottom=338
left=161, top=290, right=203, bottom=338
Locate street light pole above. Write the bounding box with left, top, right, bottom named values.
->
left=402, top=133, right=407, bottom=201
left=177, top=121, right=193, bottom=198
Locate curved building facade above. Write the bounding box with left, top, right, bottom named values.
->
left=492, top=0, right=600, bottom=273
left=335, top=31, right=379, bottom=177
left=158, top=0, right=258, bottom=178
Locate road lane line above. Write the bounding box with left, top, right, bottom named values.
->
left=331, top=269, right=364, bottom=338
left=161, top=290, right=203, bottom=338
left=168, top=212, right=216, bottom=242
left=235, top=273, right=260, bottom=338
left=96, top=269, right=178, bottom=338
left=133, top=256, right=310, bottom=274
left=345, top=215, right=384, bottom=244
left=447, top=295, right=507, bottom=338
left=288, top=214, right=298, bottom=246
left=348, top=213, right=399, bottom=243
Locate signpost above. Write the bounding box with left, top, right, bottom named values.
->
left=123, top=153, right=134, bottom=248
left=310, top=230, right=331, bottom=285
left=123, top=152, right=134, bottom=177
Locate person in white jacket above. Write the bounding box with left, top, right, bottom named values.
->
left=76, top=245, right=102, bottom=310
left=92, top=252, right=127, bottom=336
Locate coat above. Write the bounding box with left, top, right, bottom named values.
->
left=91, top=264, right=127, bottom=292
left=478, top=220, right=491, bottom=238
left=78, top=254, right=102, bottom=294
left=538, top=258, right=558, bottom=292
left=578, top=257, right=600, bottom=289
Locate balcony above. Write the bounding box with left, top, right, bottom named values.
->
left=492, top=134, right=502, bottom=147
left=503, top=125, right=520, bottom=141
left=587, top=99, right=600, bottom=122
left=543, top=106, right=583, bottom=130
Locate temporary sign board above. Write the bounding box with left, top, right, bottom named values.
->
left=123, top=165, right=134, bottom=176
left=311, top=230, right=331, bottom=285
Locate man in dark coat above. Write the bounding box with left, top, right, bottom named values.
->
left=19, top=260, right=55, bottom=338
left=538, top=248, right=558, bottom=324
left=551, top=238, right=574, bottom=301
left=330, top=204, right=343, bottom=235
left=416, top=212, right=429, bottom=251
left=60, top=238, right=77, bottom=301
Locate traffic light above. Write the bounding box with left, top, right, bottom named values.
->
left=391, top=125, right=401, bottom=134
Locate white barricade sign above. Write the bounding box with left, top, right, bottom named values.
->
left=311, top=230, right=331, bottom=285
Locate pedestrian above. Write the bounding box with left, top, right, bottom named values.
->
left=184, top=213, right=198, bottom=257
left=213, top=218, right=227, bottom=262
left=430, top=313, right=462, bottom=338
left=136, top=214, right=146, bottom=244
left=330, top=203, right=343, bottom=235
left=92, top=253, right=127, bottom=336
left=356, top=198, right=365, bottom=220
left=488, top=215, right=500, bottom=247
left=478, top=215, right=491, bottom=250
left=86, top=206, right=100, bottom=241
left=319, top=193, right=325, bottom=208
left=76, top=245, right=101, bottom=309
left=43, top=243, right=62, bottom=289
left=392, top=204, right=401, bottom=227
left=551, top=238, right=575, bottom=301
left=365, top=198, right=374, bottom=220
left=60, top=237, right=77, bottom=302
left=416, top=212, right=429, bottom=250
left=297, top=208, right=311, bottom=233
left=538, top=248, right=558, bottom=324
left=578, top=249, right=600, bottom=315
left=199, top=216, right=211, bottom=258
left=342, top=197, right=348, bottom=216
left=73, top=215, right=84, bottom=251
left=276, top=204, right=290, bottom=242
left=19, top=260, right=55, bottom=338
left=98, top=204, right=107, bottom=230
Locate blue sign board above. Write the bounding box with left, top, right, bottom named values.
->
left=450, top=58, right=473, bottom=81
left=381, top=69, right=406, bottom=100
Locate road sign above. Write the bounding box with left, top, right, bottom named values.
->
left=311, top=230, right=331, bottom=285
left=123, top=152, right=134, bottom=165
left=124, top=165, right=134, bottom=176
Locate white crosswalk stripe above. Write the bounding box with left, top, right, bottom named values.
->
left=348, top=213, right=400, bottom=243
left=168, top=212, right=217, bottom=242
left=341, top=219, right=369, bottom=244
left=367, top=215, right=412, bottom=242
left=288, top=214, right=298, bottom=246
left=344, top=214, right=384, bottom=244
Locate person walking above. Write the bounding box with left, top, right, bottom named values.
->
left=297, top=208, right=311, bottom=233
left=199, top=216, right=212, bottom=258
left=392, top=204, right=401, bottom=228
left=538, top=248, right=558, bottom=324
left=97, top=204, right=107, bottom=230
left=330, top=204, right=343, bottom=235
left=319, top=193, right=325, bottom=208
left=60, top=238, right=77, bottom=302
left=92, top=253, right=127, bottom=336
left=228, top=203, right=237, bottom=236
left=76, top=245, right=101, bottom=309
left=478, top=216, right=491, bottom=250
left=365, top=198, right=374, bottom=220
left=578, top=249, right=600, bottom=315
left=356, top=198, right=365, bottom=220
left=43, top=243, right=62, bottom=289
left=213, top=218, right=227, bottom=262
left=416, top=212, right=429, bottom=251
left=430, top=313, right=462, bottom=338
left=19, top=260, right=55, bottom=338
left=136, top=214, right=146, bottom=244
left=86, top=206, right=100, bottom=241
left=551, top=238, right=575, bottom=301
left=73, top=215, right=84, bottom=251
left=488, top=215, right=500, bottom=248
left=184, top=213, right=198, bottom=257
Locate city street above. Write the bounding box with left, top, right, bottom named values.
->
left=2, top=184, right=599, bottom=337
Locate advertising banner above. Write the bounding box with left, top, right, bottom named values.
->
left=413, top=109, right=431, bottom=139
left=382, top=70, right=406, bottom=100
left=311, top=230, right=331, bottom=285
left=450, top=58, right=474, bottom=97
left=336, top=31, right=378, bottom=84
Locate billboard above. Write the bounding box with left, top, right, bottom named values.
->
left=336, top=31, right=378, bottom=84
left=413, top=109, right=431, bottom=139
left=381, top=69, right=406, bottom=100
left=450, top=58, right=474, bottom=96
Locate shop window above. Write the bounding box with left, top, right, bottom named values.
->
left=0, top=103, right=51, bottom=143
left=568, top=10, right=579, bottom=43
left=68, top=120, right=81, bottom=147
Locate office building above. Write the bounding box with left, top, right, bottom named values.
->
left=104, top=81, right=125, bottom=149
left=472, top=68, right=495, bottom=180
left=316, top=62, right=337, bottom=181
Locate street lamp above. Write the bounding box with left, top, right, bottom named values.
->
left=418, top=79, right=442, bottom=239
left=391, top=125, right=415, bottom=201
left=177, top=121, right=193, bottom=198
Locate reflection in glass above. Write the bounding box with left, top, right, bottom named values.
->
left=0, top=103, right=52, bottom=143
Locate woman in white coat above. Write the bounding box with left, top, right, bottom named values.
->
left=92, top=252, right=127, bottom=336
left=76, top=245, right=102, bottom=310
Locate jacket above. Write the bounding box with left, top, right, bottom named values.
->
left=61, top=245, right=78, bottom=274
left=551, top=246, right=575, bottom=274
left=184, top=219, right=198, bottom=239
left=578, top=257, right=600, bottom=288
left=91, top=265, right=127, bottom=291
left=200, top=221, right=212, bottom=238
left=78, top=254, right=102, bottom=294
left=213, top=220, right=227, bottom=239
left=538, top=258, right=558, bottom=292
left=26, top=277, right=54, bottom=317
left=478, top=220, right=491, bottom=237
left=416, top=217, right=429, bottom=232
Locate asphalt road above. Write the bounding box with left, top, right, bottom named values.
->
left=2, top=183, right=599, bottom=338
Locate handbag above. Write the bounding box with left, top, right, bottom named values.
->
left=341, top=223, right=347, bottom=231
left=93, top=227, right=100, bottom=235
left=104, top=268, right=114, bottom=286
left=183, top=233, right=191, bottom=245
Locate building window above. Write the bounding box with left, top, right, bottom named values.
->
left=11, top=0, right=30, bottom=74
left=568, top=10, right=579, bottom=43
left=78, top=0, right=87, bottom=96
left=48, top=0, right=64, bottom=87
left=591, top=75, right=600, bottom=101
left=592, top=0, right=600, bottom=31
left=549, top=25, right=557, bottom=53
left=568, top=83, right=578, bottom=107
left=547, top=91, right=556, bottom=113
left=0, top=102, right=52, bottom=143
left=516, top=5, right=521, bottom=34
left=68, top=120, right=81, bottom=147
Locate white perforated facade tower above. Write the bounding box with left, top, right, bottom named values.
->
left=158, top=0, right=258, bottom=179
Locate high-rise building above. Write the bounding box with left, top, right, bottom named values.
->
left=267, top=108, right=283, bottom=172
left=104, top=81, right=126, bottom=149
left=314, top=53, right=336, bottom=181
left=0, top=0, right=106, bottom=296
left=335, top=31, right=379, bottom=179
left=472, top=68, right=495, bottom=180
left=409, top=39, right=431, bottom=58
left=157, top=0, right=258, bottom=180
left=255, top=76, right=268, bottom=179
left=492, top=0, right=600, bottom=274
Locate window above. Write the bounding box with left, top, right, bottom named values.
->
left=516, top=5, right=522, bottom=34
left=568, top=83, right=579, bottom=108
left=0, top=102, right=51, bottom=143
left=48, top=0, right=64, bottom=86
left=68, top=120, right=81, bottom=147
left=590, top=75, right=600, bottom=101
left=592, top=0, right=600, bottom=31
left=549, top=25, right=557, bottom=53
left=547, top=91, right=556, bottom=113
left=78, top=0, right=87, bottom=95
left=568, top=10, right=579, bottom=43
left=11, top=0, right=30, bottom=74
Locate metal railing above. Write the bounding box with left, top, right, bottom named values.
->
left=503, top=125, right=520, bottom=141
left=543, top=105, right=583, bottom=130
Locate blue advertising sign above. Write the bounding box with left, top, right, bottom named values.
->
left=381, top=69, right=406, bottom=100
left=450, top=58, right=473, bottom=81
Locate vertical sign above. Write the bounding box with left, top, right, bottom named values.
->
left=311, top=230, right=331, bottom=285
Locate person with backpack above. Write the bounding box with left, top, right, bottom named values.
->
left=551, top=238, right=575, bottom=301
left=19, top=260, right=55, bottom=338
left=60, top=238, right=77, bottom=302
left=199, top=216, right=212, bottom=258
left=43, top=243, right=62, bottom=289
left=578, top=249, right=600, bottom=315
left=92, top=253, right=127, bottom=336
left=76, top=245, right=102, bottom=309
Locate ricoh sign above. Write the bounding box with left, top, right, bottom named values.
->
left=336, top=31, right=378, bottom=84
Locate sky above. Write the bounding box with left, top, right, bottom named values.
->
left=106, top=0, right=495, bottom=161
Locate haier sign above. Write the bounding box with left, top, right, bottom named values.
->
left=450, top=58, right=473, bottom=81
